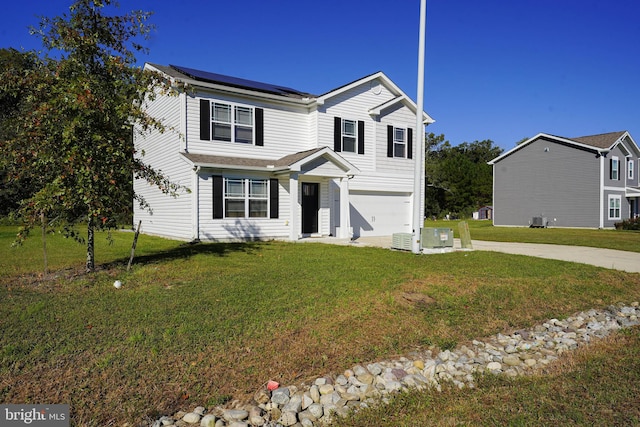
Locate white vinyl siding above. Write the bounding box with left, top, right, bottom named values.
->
left=133, top=90, right=193, bottom=240
left=187, top=93, right=311, bottom=159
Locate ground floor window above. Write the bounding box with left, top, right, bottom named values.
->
left=213, top=176, right=278, bottom=219
left=224, top=178, right=268, bottom=218
left=608, top=195, right=621, bottom=220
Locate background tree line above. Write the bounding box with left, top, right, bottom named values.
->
left=424, top=133, right=503, bottom=219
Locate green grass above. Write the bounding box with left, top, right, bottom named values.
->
left=0, top=226, right=639, bottom=426
left=335, top=326, right=640, bottom=427
left=426, top=219, right=640, bottom=252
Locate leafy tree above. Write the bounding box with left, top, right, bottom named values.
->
left=0, top=0, right=181, bottom=272
left=0, top=48, right=40, bottom=217
left=425, top=135, right=502, bottom=219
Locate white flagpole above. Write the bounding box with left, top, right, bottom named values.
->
left=412, top=0, right=427, bottom=254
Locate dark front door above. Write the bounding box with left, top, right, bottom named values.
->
left=302, top=182, right=319, bottom=234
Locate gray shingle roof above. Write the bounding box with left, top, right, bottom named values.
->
left=570, top=131, right=627, bottom=149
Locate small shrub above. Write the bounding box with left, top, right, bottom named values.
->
left=614, top=217, right=640, bottom=231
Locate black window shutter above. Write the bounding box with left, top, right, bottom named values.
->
left=269, top=178, right=279, bottom=218
left=357, top=120, right=365, bottom=154
left=255, top=108, right=264, bottom=146
left=407, top=128, right=413, bottom=159
left=387, top=125, right=394, bottom=157
left=212, top=175, right=223, bottom=219
left=334, top=117, right=342, bottom=152
left=200, top=99, right=210, bottom=141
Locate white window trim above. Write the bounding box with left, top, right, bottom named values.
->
left=611, top=156, right=619, bottom=180
left=393, top=126, right=407, bottom=158
left=628, top=159, right=634, bottom=180
left=608, top=194, right=622, bottom=220
left=223, top=178, right=269, bottom=218
left=341, top=119, right=357, bottom=153
left=211, top=101, right=255, bottom=144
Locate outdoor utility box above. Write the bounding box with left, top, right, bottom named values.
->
left=421, top=228, right=454, bottom=248
left=391, top=232, right=413, bottom=251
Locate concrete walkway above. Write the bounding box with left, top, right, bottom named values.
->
left=301, top=236, right=640, bottom=274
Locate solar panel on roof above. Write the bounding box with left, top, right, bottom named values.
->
left=170, top=64, right=308, bottom=97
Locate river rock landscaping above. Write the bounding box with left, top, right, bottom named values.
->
left=150, top=302, right=639, bottom=427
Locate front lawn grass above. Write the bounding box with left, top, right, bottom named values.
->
left=1, top=226, right=639, bottom=426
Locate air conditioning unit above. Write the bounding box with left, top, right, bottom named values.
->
left=391, top=233, right=413, bottom=251
left=421, top=228, right=454, bottom=248
left=531, top=217, right=547, bottom=228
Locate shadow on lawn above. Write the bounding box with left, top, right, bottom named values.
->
left=111, top=240, right=265, bottom=270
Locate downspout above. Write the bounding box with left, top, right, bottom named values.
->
left=599, top=155, right=604, bottom=228
left=193, top=166, right=200, bottom=241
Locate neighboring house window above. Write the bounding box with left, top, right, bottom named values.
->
left=611, top=156, right=619, bottom=180
left=386, top=125, right=413, bottom=159
left=333, top=117, right=365, bottom=154
left=200, top=99, right=264, bottom=146
left=608, top=195, right=621, bottom=220
left=212, top=176, right=278, bottom=219
left=628, top=159, right=634, bottom=180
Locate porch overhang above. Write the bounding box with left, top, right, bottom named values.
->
left=181, top=147, right=359, bottom=178
left=626, top=186, right=640, bottom=198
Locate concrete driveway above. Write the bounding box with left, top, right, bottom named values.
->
left=469, top=240, right=640, bottom=274
left=344, top=236, right=640, bottom=274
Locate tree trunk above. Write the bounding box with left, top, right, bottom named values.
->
left=86, top=216, right=95, bottom=272
left=41, top=211, right=48, bottom=275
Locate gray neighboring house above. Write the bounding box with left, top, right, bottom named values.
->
left=488, top=131, right=640, bottom=228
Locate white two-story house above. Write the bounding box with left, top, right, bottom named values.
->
left=133, top=64, right=434, bottom=242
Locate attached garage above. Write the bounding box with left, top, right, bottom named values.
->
left=349, top=191, right=412, bottom=237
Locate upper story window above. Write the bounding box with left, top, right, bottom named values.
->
left=333, top=117, right=364, bottom=154
left=342, top=119, right=357, bottom=152
left=628, top=159, right=635, bottom=180
left=212, top=102, right=254, bottom=144
left=200, top=99, right=264, bottom=146
left=386, top=125, right=413, bottom=159
left=394, top=127, right=406, bottom=158
left=611, top=156, right=620, bottom=180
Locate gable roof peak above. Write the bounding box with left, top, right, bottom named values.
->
left=570, top=131, right=627, bottom=149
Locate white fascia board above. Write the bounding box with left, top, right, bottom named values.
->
left=488, top=133, right=606, bottom=165
left=617, top=131, right=640, bottom=157
left=369, top=95, right=435, bottom=124
left=626, top=187, right=640, bottom=197
left=316, top=72, right=435, bottom=124
left=369, top=95, right=406, bottom=116
left=316, top=72, right=390, bottom=105
left=288, top=146, right=360, bottom=175
left=180, top=156, right=289, bottom=173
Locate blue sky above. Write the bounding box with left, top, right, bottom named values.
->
left=2, top=0, right=639, bottom=151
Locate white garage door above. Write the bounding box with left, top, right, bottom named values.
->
left=349, top=191, right=412, bottom=237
